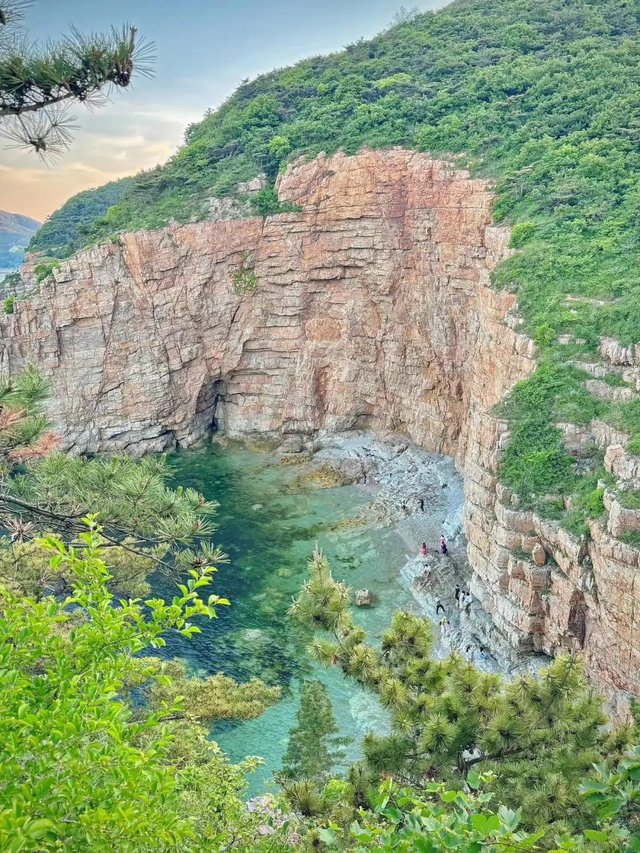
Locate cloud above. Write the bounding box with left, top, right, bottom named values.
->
left=0, top=96, right=189, bottom=220
left=0, top=154, right=151, bottom=220
left=133, top=108, right=200, bottom=127
left=0, top=124, right=177, bottom=220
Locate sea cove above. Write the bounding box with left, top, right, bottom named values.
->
left=157, top=441, right=413, bottom=793
left=153, top=435, right=484, bottom=794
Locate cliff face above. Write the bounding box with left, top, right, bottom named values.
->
left=1, top=148, right=638, bottom=706
left=2, top=150, right=532, bottom=456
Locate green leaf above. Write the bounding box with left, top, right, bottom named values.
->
left=318, top=827, right=337, bottom=845
left=467, top=770, right=481, bottom=790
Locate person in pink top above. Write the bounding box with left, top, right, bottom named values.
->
left=420, top=542, right=427, bottom=557
left=439, top=534, right=448, bottom=556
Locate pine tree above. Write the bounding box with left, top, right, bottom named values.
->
left=291, top=550, right=633, bottom=838
left=0, top=369, right=226, bottom=595
left=0, top=0, right=153, bottom=158
left=280, top=679, right=347, bottom=782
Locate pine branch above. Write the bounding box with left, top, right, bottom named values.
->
left=0, top=10, right=155, bottom=157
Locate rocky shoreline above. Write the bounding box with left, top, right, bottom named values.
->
left=280, top=432, right=550, bottom=679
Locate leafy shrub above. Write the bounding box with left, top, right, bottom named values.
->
left=583, top=486, right=605, bottom=516
left=627, top=435, right=640, bottom=455
left=247, top=186, right=300, bottom=217
left=231, top=253, right=257, bottom=296
left=33, top=259, right=60, bottom=284
left=617, top=489, right=640, bottom=509
left=248, top=187, right=284, bottom=217
left=267, top=135, right=291, bottom=158
left=509, top=222, right=535, bottom=248
left=373, top=72, right=412, bottom=90
left=620, top=530, right=640, bottom=550
left=534, top=322, right=556, bottom=349
left=3, top=295, right=15, bottom=315
left=603, top=371, right=629, bottom=388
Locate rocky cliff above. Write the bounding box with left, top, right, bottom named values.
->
left=1, top=148, right=638, bottom=709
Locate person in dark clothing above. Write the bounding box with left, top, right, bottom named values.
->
left=435, top=598, right=445, bottom=615
left=419, top=498, right=425, bottom=512
left=439, top=534, right=448, bottom=556
left=454, top=584, right=461, bottom=604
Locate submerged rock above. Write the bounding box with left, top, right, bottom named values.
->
left=355, top=588, right=375, bottom=607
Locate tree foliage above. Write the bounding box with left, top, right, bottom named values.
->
left=291, top=551, right=632, bottom=840
left=0, top=0, right=153, bottom=158
left=28, top=178, right=133, bottom=259
left=1, top=529, right=637, bottom=853
left=0, top=520, right=258, bottom=851
left=306, top=770, right=640, bottom=853
left=0, top=369, right=227, bottom=596
left=280, top=679, right=347, bottom=783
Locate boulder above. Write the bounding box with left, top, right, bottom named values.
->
left=532, top=544, right=547, bottom=567
left=355, top=588, right=375, bottom=607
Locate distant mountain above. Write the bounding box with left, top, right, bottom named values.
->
left=0, top=210, right=41, bottom=272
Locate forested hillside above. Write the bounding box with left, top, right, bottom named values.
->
left=28, top=178, right=133, bottom=259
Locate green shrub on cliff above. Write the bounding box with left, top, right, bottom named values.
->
left=33, top=258, right=60, bottom=284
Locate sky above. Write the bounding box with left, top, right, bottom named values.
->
left=0, top=0, right=447, bottom=222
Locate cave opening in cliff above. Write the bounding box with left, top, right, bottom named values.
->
left=195, top=378, right=227, bottom=436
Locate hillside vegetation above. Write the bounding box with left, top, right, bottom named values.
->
left=28, top=0, right=640, bottom=522
left=29, top=178, right=133, bottom=259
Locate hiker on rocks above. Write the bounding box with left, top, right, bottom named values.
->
left=435, top=598, right=445, bottom=616
left=439, top=617, right=447, bottom=638
left=419, top=498, right=425, bottom=512
left=464, top=643, right=474, bottom=663
left=454, top=584, right=461, bottom=604
left=420, top=542, right=427, bottom=558
left=464, top=591, right=473, bottom=614
left=478, top=645, right=488, bottom=662
left=439, top=534, right=448, bottom=556
left=444, top=620, right=452, bottom=639
left=458, top=591, right=466, bottom=610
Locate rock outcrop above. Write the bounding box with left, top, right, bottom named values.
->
left=1, top=148, right=639, bottom=708
left=1, top=149, right=532, bottom=457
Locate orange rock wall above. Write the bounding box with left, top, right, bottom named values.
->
left=2, top=148, right=637, bottom=705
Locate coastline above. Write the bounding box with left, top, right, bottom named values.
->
left=301, top=432, right=550, bottom=679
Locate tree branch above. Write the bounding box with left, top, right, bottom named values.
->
left=0, top=92, right=75, bottom=117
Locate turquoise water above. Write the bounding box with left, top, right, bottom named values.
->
left=154, top=445, right=416, bottom=794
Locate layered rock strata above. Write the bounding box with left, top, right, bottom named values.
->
left=1, top=148, right=638, bottom=706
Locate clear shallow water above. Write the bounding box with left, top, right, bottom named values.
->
left=153, top=445, right=416, bottom=795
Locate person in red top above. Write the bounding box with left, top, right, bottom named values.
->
left=420, top=542, right=427, bottom=557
